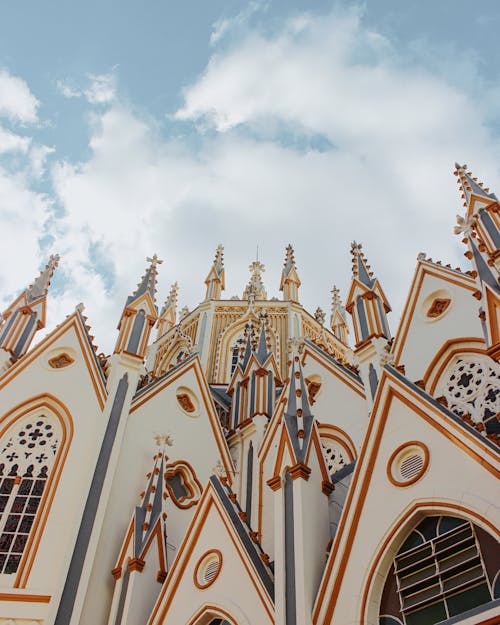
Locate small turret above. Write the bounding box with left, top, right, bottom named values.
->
left=204, top=244, right=225, bottom=300
left=279, top=244, right=301, bottom=302
left=156, top=282, right=178, bottom=339
left=346, top=242, right=391, bottom=348
left=114, top=255, right=161, bottom=359
left=330, top=285, right=349, bottom=345
left=0, top=254, right=60, bottom=369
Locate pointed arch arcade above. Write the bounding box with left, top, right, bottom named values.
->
left=0, top=394, right=73, bottom=587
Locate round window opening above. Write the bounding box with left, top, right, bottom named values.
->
left=176, top=386, right=200, bottom=416
left=194, top=549, right=222, bottom=589
left=387, top=441, right=429, bottom=487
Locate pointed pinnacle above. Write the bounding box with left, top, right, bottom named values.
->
left=28, top=254, right=60, bottom=302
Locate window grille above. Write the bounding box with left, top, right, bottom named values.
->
left=0, top=415, right=59, bottom=574
left=320, top=438, right=347, bottom=476
left=394, top=517, right=492, bottom=625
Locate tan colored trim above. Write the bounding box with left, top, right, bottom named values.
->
left=193, top=548, right=223, bottom=589
left=386, top=441, right=430, bottom=487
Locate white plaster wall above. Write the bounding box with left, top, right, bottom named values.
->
left=396, top=271, right=483, bottom=382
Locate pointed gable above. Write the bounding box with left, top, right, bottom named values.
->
left=313, top=366, right=499, bottom=625
left=147, top=477, right=274, bottom=625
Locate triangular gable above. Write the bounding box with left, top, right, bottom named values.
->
left=280, top=265, right=301, bottom=290
left=484, top=282, right=500, bottom=357
left=392, top=259, right=483, bottom=375
left=301, top=339, right=364, bottom=398
left=120, top=291, right=157, bottom=324
left=0, top=311, right=107, bottom=410
left=130, top=355, right=235, bottom=486
left=313, top=366, right=499, bottom=625
left=147, top=477, right=274, bottom=625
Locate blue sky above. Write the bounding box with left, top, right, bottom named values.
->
left=1, top=1, right=499, bottom=352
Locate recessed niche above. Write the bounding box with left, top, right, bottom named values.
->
left=176, top=386, right=200, bottom=416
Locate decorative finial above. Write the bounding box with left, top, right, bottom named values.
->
left=154, top=433, right=174, bottom=447
left=28, top=253, right=61, bottom=302
left=454, top=214, right=476, bottom=236
left=146, top=253, right=163, bottom=268
left=243, top=260, right=267, bottom=301
left=314, top=307, right=326, bottom=325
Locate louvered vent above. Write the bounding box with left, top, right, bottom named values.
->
left=204, top=560, right=220, bottom=584
left=400, top=454, right=424, bottom=480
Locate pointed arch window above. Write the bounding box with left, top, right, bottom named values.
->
left=379, top=515, right=499, bottom=625
left=0, top=414, right=60, bottom=574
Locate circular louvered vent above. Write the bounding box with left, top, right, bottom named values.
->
left=194, top=549, right=222, bottom=589
left=400, top=454, right=424, bottom=480
left=387, top=442, right=429, bottom=487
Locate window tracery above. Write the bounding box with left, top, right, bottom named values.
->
left=442, top=356, right=500, bottom=437
left=320, top=438, right=347, bottom=476
left=0, top=415, right=59, bottom=574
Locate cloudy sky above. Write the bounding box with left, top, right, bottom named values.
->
left=1, top=1, right=499, bottom=353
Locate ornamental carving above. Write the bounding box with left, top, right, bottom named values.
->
left=443, top=356, right=500, bottom=437
left=48, top=353, right=74, bottom=368
left=176, top=393, right=196, bottom=413
left=427, top=298, right=451, bottom=318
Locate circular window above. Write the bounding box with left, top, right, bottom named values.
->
left=387, top=442, right=429, bottom=487
left=176, top=386, right=200, bottom=417
left=194, top=549, right=222, bottom=589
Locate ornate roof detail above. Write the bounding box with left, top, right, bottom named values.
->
left=350, top=241, right=374, bottom=287
left=331, top=286, right=347, bottom=321
left=129, top=254, right=163, bottom=305
left=27, top=254, right=60, bottom=303
left=283, top=244, right=296, bottom=276
left=160, top=282, right=179, bottom=318
left=454, top=163, right=497, bottom=212
left=243, top=261, right=267, bottom=301
left=283, top=354, right=314, bottom=463
left=314, top=307, right=326, bottom=325
left=213, top=244, right=224, bottom=275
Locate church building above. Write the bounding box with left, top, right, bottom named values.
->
left=0, top=163, right=498, bottom=625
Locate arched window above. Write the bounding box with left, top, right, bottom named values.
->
left=379, top=515, right=499, bottom=625
left=442, top=355, right=499, bottom=436
left=321, top=438, right=347, bottom=476
left=0, top=414, right=60, bottom=574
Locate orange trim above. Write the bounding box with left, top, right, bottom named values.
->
left=393, top=262, right=477, bottom=364
left=0, top=593, right=51, bottom=602
left=317, top=424, right=357, bottom=462
left=300, top=345, right=364, bottom=397
left=313, top=369, right=499, bottom=624
left=0, top=313, right=107, bottom=410
left=0, top=395, right=75, bottom=589
left=128, top=557, right=145, bottom=572
left=186, top=604, right=238, bottom=625
left=289, top=462, right=311, bottom=481
left=147, top=483, right=273, bottom=624
left=164, top=460, right=203, bottom=509
left=193, top=548, right=223, bottom=589
left=359, top=502, right=500, bottom=623
left=386, top=441, right=430, bottom=487
left=422, top=337, right=486, bottom=395
left=131, top=357, right=235, bottom=486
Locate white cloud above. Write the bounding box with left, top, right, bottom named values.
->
left=3, top=7, right=500, bottom=356
left=85, top=73, right=116, bottom=104
left=0, top=126, right=31, bottom=154
left=57, top=73, right=116, bottom=105
left=0, top=68, right=39, bottom=124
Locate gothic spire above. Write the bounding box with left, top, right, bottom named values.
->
left=27, top=254, right=60, bottom=303
left=330, top=285, right=349, bottom=344
left=280, top=244, right=301, bottom=301
left=204, top=244, right=225, bottom=300
left=157, top=282, right=179, bottom=338
left=283, top=350, right=314, bottom=463
left=350, top=241, right=374, bottom=287
left=128, top=254, right=162, bottom=308
left=454, top=163, right=497, bottom=215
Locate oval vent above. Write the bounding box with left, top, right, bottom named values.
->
left=387, top=442, right=429, bottom=487
left=194, top=549, right=222, bottom=589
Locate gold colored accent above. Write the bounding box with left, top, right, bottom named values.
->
left=48, top=352, right=75, bottom=368
left=427, top=298, right=451, bottom=318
